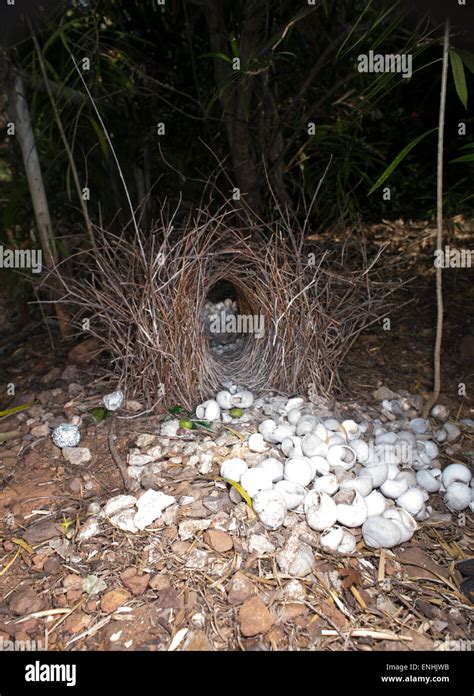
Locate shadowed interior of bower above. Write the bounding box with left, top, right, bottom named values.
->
left=202, top=278, right=251, bottom=357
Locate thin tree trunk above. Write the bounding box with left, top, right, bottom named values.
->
left=4, top=58, right=57, bottom=267
left=31, top=30, right=96, bottom=253
left=423, top=17, right=449, bottom=419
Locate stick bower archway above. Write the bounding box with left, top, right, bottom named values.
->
left=53, top=206, right=394, bottom=410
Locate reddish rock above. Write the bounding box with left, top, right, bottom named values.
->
left=63, top=612, right=91, bottom=634
left=204, top=529, right=233, bottom=553
left=100, top=589, right=131, bottom=614
left=227, top=572, right=255, bottom=605
left=239, top=597, right=274, bottom=637
left=9, top=588, right=44, bottom=616
left=24, top=522, right=61, bottom=544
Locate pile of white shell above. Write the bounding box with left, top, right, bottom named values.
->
left=196, top=385, right=254, bottom=423
left=220, top=396, right=473, bottom=553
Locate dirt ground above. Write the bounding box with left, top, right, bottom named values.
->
left=0, top=220, right=472, bottom=651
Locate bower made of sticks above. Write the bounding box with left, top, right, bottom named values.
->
left=56, top=207, right=393, bottom=410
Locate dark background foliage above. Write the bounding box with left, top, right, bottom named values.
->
left=0, top=0, right=473, bottom=249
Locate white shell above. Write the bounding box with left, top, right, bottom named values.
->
left=362, top=516, right=402, bottom=549
left=247, top=433, right=267, bottom=453
left=396, top=487, right=425, bottom=515
left=314, top=423, right=329, bottom=442
left=257, top=458, right=284, bottom=482
left=380, top=477, right=408, bottom=499
left=328, top=434, right=346, bottom=446
left=301, top=434, right=328, bottom=457
left=444, top=482, right=472, bottom=511
left=396, top=431, right=417, bottom=447
left=382, top=508, right=417, bottom=543
left=296, top=415, right=318, bottom=436
left=258, top=419, right=277, bottom=438
left=410, top=418, right=428, bottom=434
left=363, top=461, right=388, bottom=488
left=320, top=526, right=344, bottom=552
left=253, top=489, right=287, bottom=530
left=444, top=422, right=461, bottom=442
left=324, top=418, right=341, bottom=432
left=281, top=436, right=303, bottom=457
left=431, top=404, right=449, bottom=421
left=340, top=475, right=373, bottom=497
left=341, top=420, right=360, bottom=441
left=216, top=390, right=233, bottom=409
left=335, top=490, right=368, bottom=527
left=220, top=458, right=248, bottom=482
left=386, top=461, right=401, bottom=480
left=231, top=390, right=254, bottom=409
left=304, top=490, right=338, bottom=531
left=326, top=444, right=356, bottom=470
left=312, top=473, right=339, bottom=496
left=274, top=480, right=306, bottom=509
left=396, top=469, right=417, bottom=487
left=420, top=440, right=439, bottom=460
left=416, top=469, right=441, bottom=493
left=196, top=399, right=221, bottom=421
left=351, top=439, right=370, bottom=464
left=442, top=463, right=471, bottom=488
left=365, top=490, right=387, bottom=517
left=285, top=397, right=305, bottom=412
left=320, top=526, right=356, bottom=554
left=287, top=408, right=303, bottom=425
left=434, top=428, right=448, bottom=443
left=308, top=455, right=330, bottom=476
left=375, top=432, right=398, bottom=445
left=284, top=457, right=314, bottom=487
left=240, top=467, right=274, bottom=498
left=269, top=424, right=294, bottom=443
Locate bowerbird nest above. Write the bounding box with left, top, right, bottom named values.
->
left=52, top=205, right=395, bottom=410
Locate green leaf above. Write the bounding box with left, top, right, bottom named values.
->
left=89, top=117, right=109, bottom=161
left=192, top=419, right=213, bottom=430
left=450, top=50, right=468, bottom=110
left=89, top=407, right=108, bottom=422
left=199, top=51, right=232, bottom=64
left=229, top=32, right=240, bottom=59
left=368, top=128, right=437, bottom=195
left=449, top=154, right=474, bottom=164
left=458, top=50, right=474, bottom=74
left=168, top=405, right=184, bottom=414
left=0, top=401, right=34, bottom=418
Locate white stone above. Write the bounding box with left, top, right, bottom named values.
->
left=127, top=452, right=154, bottom=467
left=161, top=419, right=180, bottom=437
left=178, top=518, right=212, bottom=541
left=103, top=494, right=137, bottom=517
left=134, top=490, right=176, bottom=530
left=276, top=531, right=314, bottom=576
left=248, top=533, right=276, bottom=555
left=108, top=508, right=138, bottom=533
left=62, top=447, right=91, bottom=466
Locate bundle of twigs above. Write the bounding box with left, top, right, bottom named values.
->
left=49, top=202, right=396, bottom=410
